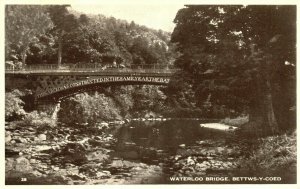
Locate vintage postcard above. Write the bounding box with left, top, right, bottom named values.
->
left=3, top=0, right=298, bottom=187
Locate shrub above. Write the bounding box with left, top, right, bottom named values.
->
left=162, top=107, right=202, bottom=118
left=5, top=90, right=26, bottom=120
left=57, top=92, right=122, bottom=127
left=22, top=111, right=56, bottom=129
left=220, top=115, right=249, bottom=127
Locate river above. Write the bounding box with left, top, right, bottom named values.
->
left=6, top=119, right=242, bottom=184
left=114, top=120, right=228, bottom=162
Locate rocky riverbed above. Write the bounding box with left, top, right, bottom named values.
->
left=5, top=120, right=246, bottom=184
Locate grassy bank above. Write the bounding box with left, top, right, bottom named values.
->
left=236, top=131, right=296, bottom=183
left=221, top=115, right=296, bottom=183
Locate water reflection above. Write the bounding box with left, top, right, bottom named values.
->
left=113, top=120, right=226, bottom=164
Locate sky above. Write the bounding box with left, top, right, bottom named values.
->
left=71, top=4, right=185, bottom=32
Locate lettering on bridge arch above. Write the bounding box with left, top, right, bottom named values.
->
left=36, top=76, right=170, bottom=98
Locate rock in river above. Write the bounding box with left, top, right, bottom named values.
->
left=86, top=150, right=109, bottom=162
left=5, top=158, right=15, bottom=172
left=60, top=143, right=87, bottom=165
left=38, top=134, right=47, bottom=141
left=5, top=133, right=12, bottom=143
left=15, top=157, right=32, bottom=172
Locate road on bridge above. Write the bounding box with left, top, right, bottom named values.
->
left=5, top=63, right=178, bottom=76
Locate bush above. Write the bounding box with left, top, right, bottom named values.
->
left=22, top=111, right=56, bottom=128
left=162, top=107, right=202, bottom=118
left=5, top=90, right=26, bottom=120
left=220, top=115, right=249, bottom=127
left=57, top=92, right=122, bottom=126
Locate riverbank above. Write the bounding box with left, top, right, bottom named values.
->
left=236, top=131, right=296, bottom=183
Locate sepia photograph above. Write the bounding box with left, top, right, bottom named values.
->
left=4, top=2, right=297, bottom=185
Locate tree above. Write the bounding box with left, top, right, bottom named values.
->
left=26, top=33, right=57, bottom=65
left=48, top=5, right=79, bottom=66
left=5, top=5, right=53, bottom=65
left=79, top=14, right=89, bottom=25
left=171, top=5, right=296, bottom=136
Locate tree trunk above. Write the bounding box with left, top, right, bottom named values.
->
left=245, top=45, right=280, bottom=137
left=273, top=65, right=296, bottom=132
left=247, top=74, right=279, bottom=137
left=261, top=79, right=279, bottom=135
left=58, top=31, right=62, bottom=67
left=21, top=50, right=27, bottom=66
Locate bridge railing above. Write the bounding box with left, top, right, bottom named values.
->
left=5, top=63, right=179, bottom=74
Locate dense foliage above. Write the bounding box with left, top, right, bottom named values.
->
left=168, top=5, right=296, bottom=135
left=5, top=5, right=174, bottom=68
left=22, top=111, right=56, bottom=129
left=5, top=5, right=53, bottom=65
left=58, top=91, right=121, bottom=125
left=57, top=85, right=168, bottom=126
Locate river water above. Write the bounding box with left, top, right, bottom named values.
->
left=114, top=120, right=227, bottom=163
left=6, top=119, right=239, bottom=184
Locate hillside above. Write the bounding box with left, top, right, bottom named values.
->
left=6, top=6, right=176, bottom=67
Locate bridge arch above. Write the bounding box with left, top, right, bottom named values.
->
left=36, top=76, right=170, bottom=101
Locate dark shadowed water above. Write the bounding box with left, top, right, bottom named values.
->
left=111, top=119, right=227, bottom=164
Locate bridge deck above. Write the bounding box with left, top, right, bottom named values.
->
left=5, top=63, right=178, bottom=76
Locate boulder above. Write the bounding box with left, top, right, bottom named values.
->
left=96, top=171, right=111, bottom=178
left=38, top=134, right=47, bottom=141
left=60, top=143, right=87, bottom=165
left=5, top=158, right=15, bottom=172
left=29, top=159, right=37, bottom=164
left=122, top=160, right=139, bottom=167
left=32, top=170, right=43, bottom=177
left=35, top=145, right=53, bottom=152
left=99, top=122, right=109, bottom=129
left=66, top=173, right=86, bottom=181
left=111, top=160, right=124, bottom=167
left=86, top=150, right=109, bottom=162
left=14, top=137, right=27, bottom=143
left=102, top=170, right=111, bottom=175
left=216, top=147, right=225, bottom=154
left=15, top=157, right=32, bottom=172
left=5, top=134, right=12, bottom=143
left=27, top=127, right=35, bottom=132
